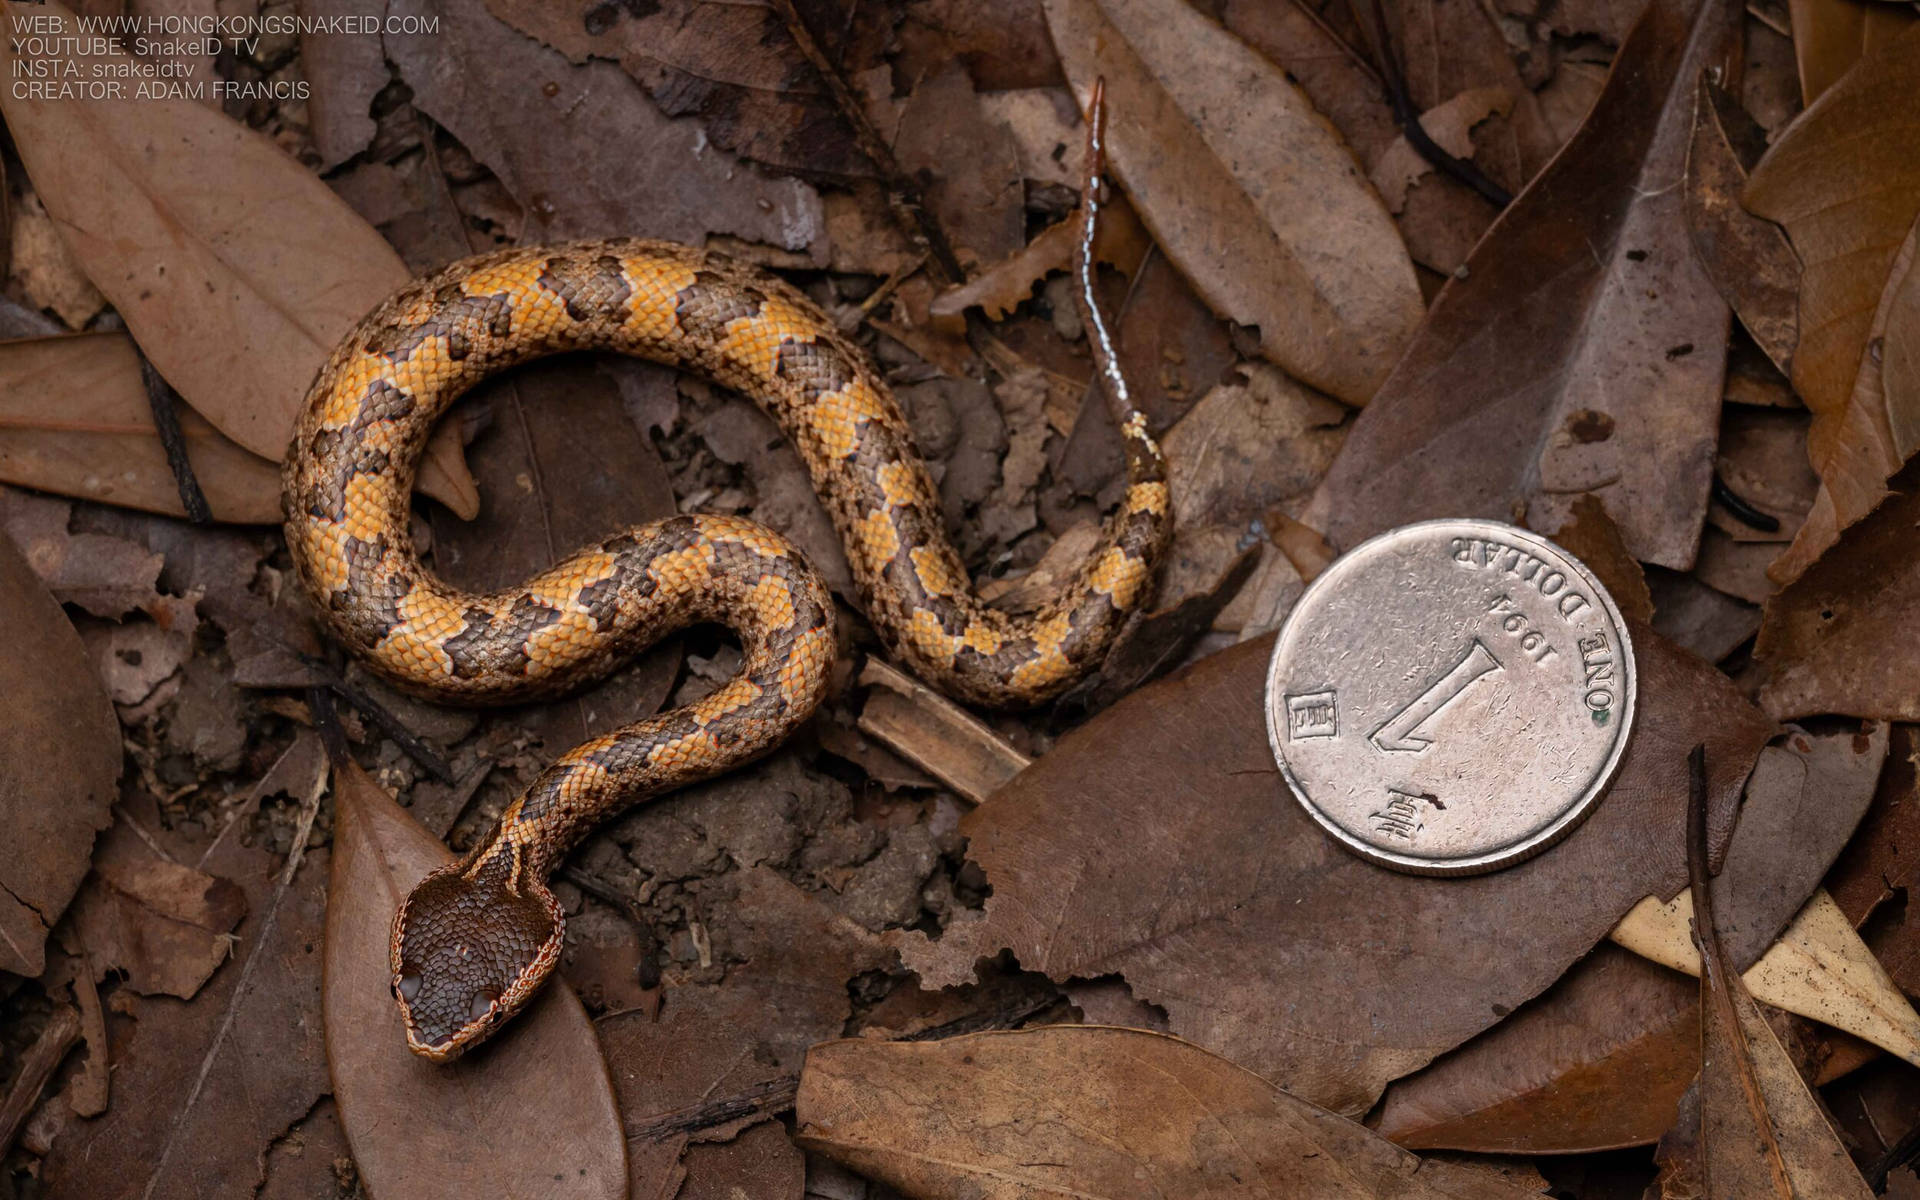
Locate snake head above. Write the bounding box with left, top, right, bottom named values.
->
left=389, top=847, right=564, bottom=1062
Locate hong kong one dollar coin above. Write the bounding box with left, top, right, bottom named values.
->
left=1264, top=519, right=1637, bottom=876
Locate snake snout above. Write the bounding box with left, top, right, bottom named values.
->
left=390, top=852, right=564, bottom=1061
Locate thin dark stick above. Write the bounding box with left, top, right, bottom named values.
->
left=302, top=655, right=456, bottom=784
left=138, top=354, right=213, bottom=524
left=310, top=681, right=350, bottom=768
left=764, top=0, right=967, bottom=287
left=0, top=1007, right=81, bottom=1157
left=1711, top=474, right=1782, bottom=533
left=1869, top=1120, right=1920, bottom=1191
left=1354, top=0, right=1514, bottom=209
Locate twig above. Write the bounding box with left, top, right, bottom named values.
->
left=764, top=0, right=967, bottom=286
left=1868, top=1120, right=1920, bottom=1192
left=625, top=1074, right=800, bottom=1143
left=1711, top=473, right=1781, bottom=533
left=0, top=1006, right=81, bottom=1157
left=1352, top=0, right=1514, bottom=209
left=137, top=353, right=213, bottom=524
left=302, top=655, right=456, bottom=784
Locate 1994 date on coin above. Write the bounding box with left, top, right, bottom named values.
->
left=1264, top=520, right=1637, bottom=876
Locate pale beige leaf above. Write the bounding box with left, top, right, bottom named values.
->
left=1042, top=0, right=1424, bottom=404
left=0, top=0, right=477, bottom=517
left=1612, top=888, right=1920, bottom=1068
left=796, top=1027, right=1546, bottom=1200
left=0, top=333, right=283, bottom=523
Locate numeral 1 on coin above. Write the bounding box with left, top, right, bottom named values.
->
left=1370, top=639, right=1503, bottom=753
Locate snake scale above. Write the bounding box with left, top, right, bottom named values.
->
left=282, top=101, right=1167, bottom=1061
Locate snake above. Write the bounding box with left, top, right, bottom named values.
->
left=282, top=96, right=1167, bottom=1061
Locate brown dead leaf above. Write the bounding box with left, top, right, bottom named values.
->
left=1307, top=0, right=1741, bottom=569
left=0, top=531, right=119, bottom=977
left=899, top=629, right=1774, bottom=1116
left=386, top=0, right=824, bottom=254
left=1042, top=0, right=1424, bottom=405
left=1755, top=457, right=1920, bottom=720
left=430, top=358, right=683, bottom=759
left=1656, top=746, right=1876, bottom=1199
left=887, top=60, right=1027, bottom=273
left=0, top=333, right=282, bottom=524
left=41, top=784, right=330, bottom=1195
left=325, top=753, right=627, bottom=1200
left=0, top=1, right=477, bottom=517
left=64, top=823, right=248, bottom=1000
left=1376, top=724, right=1889, bottom=1152
left=1829, top=724, right=1920, bottom=994
left=1685, top=80, right=1801, bottom=378
left=1369, top=88, right=1515, bottom=214
left=1787, top=0, right=1919, bottom=105
left=796, top=1027, right=1548, bottom=1199
left=489, top=0, right=883, bottom=179
left=932, top=195, right=1151, bottom=324
left=1549, top=495, right=1657, bottom=624
left=297, top=0, right=388, bottom=168
left=1745, top=25, right=1920, bottom=579
left=603, top=866, right=886, bottom=1197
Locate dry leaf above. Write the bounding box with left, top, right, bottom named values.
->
left=899, top=630, right=1774, bottom=1116
left=1307, top=0, right=1742, bottom=569
left=1042, top=0, right=1424, bottom=404
left=1365, top=722, right=1883, bottom=1153
left=932, top=197, right=1151, bottom=323
left=64, top=826, right=248, bottom=1000
left=387, top=0, right=824, bottom=254
left=1661, top=746, right=1876, bottom=1199
left=1786, top=0, right=1918, bottom=105
left=0, top=333, right=283, bottom=524
left=0, top=530, right=119, bottom=977
left=41, top=792, right=330, bottom=1195
left=1685, top=80, right=1801, bottom=378
left=325, top=754, right=627, bottom=1200
left=796, top=1027, right=1548, bottom=1199
left=1827, top=723, right=1920, bottom=996
left=0, top=1, right=477, bottom=517
left=1745, top=24, right=1920, bottom=580
left=1754, top=457, right=1920, bottom=719
left=1369, top=88, right=1515, bottom=214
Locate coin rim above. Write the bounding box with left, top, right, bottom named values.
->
left=1263, top=518, right=1639, bottom=877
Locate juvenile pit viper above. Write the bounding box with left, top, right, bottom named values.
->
left=283, top=99, right=1166, bottom=1061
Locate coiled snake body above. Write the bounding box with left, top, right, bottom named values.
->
left=285, top=226, right=1166, bottom=1058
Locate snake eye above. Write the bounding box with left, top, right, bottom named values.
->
left=397, top=970, right=423, bottom=1002
left=469, top=989, right=500, bottom=1023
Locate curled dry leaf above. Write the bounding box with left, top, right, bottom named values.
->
left=325, top=754, right=627, bottom=1200
left=1745, top=24, right=1920, bottom=580
left=1755, top=457, right=1920, bottom=720
left=796, top=1027, right=1548, bottom=1200
left=1041, top=0, right=1423, bottom=405
left=899, top=630, right=1774, bottom=1116
left=932, top=195, right=1151, bottom=323
left=1685, top=80, right=1801, bottom=378
left=1657, top=746, right=1875, bottom=1200
left=1307, top=0, right=1742, bottom=569
left=0, top=1, right=478, bottom=516
left=0, top=333, right=282, bottom=524
left=0, top=531, right=119, bottom=977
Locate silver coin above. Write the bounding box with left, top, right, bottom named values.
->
left=1264, top=519, right=1637, bottom=876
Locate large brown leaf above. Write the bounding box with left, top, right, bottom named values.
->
left=1786, top=0, right=1918, bottom=106
left=385, top=0, right=824, bottom=252
left=1305, top=0, right=1741, bottom=569
left=0, top=1, right=477, bottom=517
left=899, top=630, right=1775, bottom=1115
left=1745, top=25, right=1920, bottom=581
left=1755, top=457, right=1920, bottom=720
left=0, top=531, right=118, bottom=976
left=1041, top=0, right=1424, bottom=405
left=0, top=333, right=282, bottom=524
left=796, top=1027, right=1547, bottom=1200
left=1373, top=724, right=1890, bottom=1152
left=324, top=755, right=627, bottom=1200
